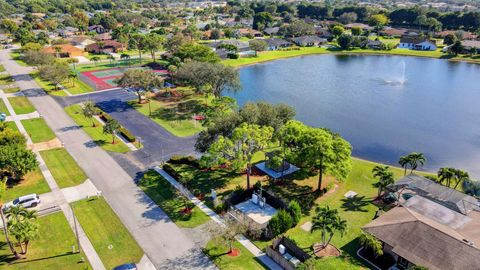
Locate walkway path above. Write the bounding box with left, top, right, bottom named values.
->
left=154, top=167, right=283, bottom=270
left=0, top=48, right=215, bottom=269
left=0, top=83, right=106, bottom=270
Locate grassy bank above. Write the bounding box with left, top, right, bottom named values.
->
left=72, top=197, right=143, bottom=269
left=0, top=212, right=92, bottom=270
left=64, top=104, right=130, bottom=153
left=139, top=170, right=211, bottom=228
left=223, top=46, right=480, bottom=67
left=40, top=148, right=87, bottom=188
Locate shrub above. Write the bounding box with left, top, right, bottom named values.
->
left=119, top=127, right=136, bottom=142
left=168, top=155, right=200, bottom=168
left=268, top=209, right=293, bottom=238
left=227, top=53, right=239, bottom=59
left=288, top=200, right=302, bottom=225
left=163, top=163, right=181, bottom=180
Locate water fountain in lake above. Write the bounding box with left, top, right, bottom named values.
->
left=382, top=60, right=407, bottom=86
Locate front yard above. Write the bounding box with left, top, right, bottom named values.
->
left=31, top=72, right=92, bottom=96
left=0, top=99, right=9, bottom=116
left=71, top=197, right=143, bottom=269
left=21, top=118, right=56, bottom=143
left=4, top=167, right=50, bottom=202
left=39, top=148, right=87, bottom=188
left=204, top=239, right=267, bottom=270
left=0, top=212, right=92, bottom=270
left=7, top=97, right=35, bottom=115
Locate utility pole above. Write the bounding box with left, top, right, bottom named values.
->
left=71, top=206, right=81, bottom=253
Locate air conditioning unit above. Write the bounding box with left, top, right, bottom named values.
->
left=279, top=244, right=286, bottom=255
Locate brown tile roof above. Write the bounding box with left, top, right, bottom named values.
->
left=42, top=44, right=84, bottom=54
left=363, top=205, right=480, bottom=270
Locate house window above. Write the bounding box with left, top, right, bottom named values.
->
left=397, top=256, right=409, bottom=269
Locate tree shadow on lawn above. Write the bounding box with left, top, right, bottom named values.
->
left=338, top=238, right=370, bottom=268
left=150, top=99, right=205, bottom=122
left=340, top=196, right=370, bottom=212
left=175, top=164, right=241, bottom=196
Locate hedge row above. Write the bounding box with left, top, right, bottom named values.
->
left=168, top=155, right=200, bottom=168
left=163, top=163, right=189, bottom=186
left=98, top=111, right=136, bottom=142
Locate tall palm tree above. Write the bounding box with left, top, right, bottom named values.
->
left=407, top=152, right=426, bottom=173
left=107, top=54, right=116, bottom=66
left=311, top=206, right=347, bottom=249
left=5, top=206, right=38, bottom=255
left=453, top=170, right=469, bottom=189
left=0, top=177, right=19, bottom=259
left=437, top=167, right=455, bottom=187
left=398, top=155, right=410, bottom=176
left=82, top=101, right=97, bottom=127
left=359, top=232, right=383, bottom=258
left=372, top=166, right=394, bottom=198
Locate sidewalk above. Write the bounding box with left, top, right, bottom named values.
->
left=154, top=167, right=283, bottom=270
left=0, top=81, right=106, bottom=270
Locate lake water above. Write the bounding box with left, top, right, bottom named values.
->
left=229, top=54, right=480, bottom=177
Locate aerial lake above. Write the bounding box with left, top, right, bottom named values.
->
left=229, top=54, right=480, bottom=177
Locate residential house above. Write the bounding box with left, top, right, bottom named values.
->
left=460, top=40, right=480, bottom=54
left=70, top=36, right=95, bottom=49
left=88, top=25, right=106, bottom=34
left=435, top=30, right=477, bottom=40
left=94, top=33, right=112, bottom=41
left=208, top=40, right=253, bottom=58
left=398, top=36, right=437, bottom=50
left=263, top=38, right=292, bottom=50
left=0, top=34, right=13, bottom=44
left=85, top=40, right=125, bottom=54
left=42, top=44, right=85, bottom=58
left=291, top=36, right=327, bottom=47
left=345, top=23, right=373, bottom=31
left=263, top=27, right=280, bottom=36
left=379, top=27, right=410, bottom=37
left=57, top=27, right=79, bottom=38
left=366, top=39, right=383, bottom=50
left=314, top=27, right=332, bottom=39
left=362, top=174, right=480, bottom=270
left=234, top=28, right=263, bottom=38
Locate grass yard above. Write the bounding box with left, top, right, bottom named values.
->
left=139, top=170, right=211, bottom=228
left=0, top=65, right=4, bottom=72
left=21, top=118, right=56, bottom=143
left=204, top=239, right=267, bottom=270
left=128, top=91, right=207, bottom=137
left=0, top=212, right=92, bottom=270
left=0, top=99, right=10, bottom=116
left=0, top=74, right=14, bottom=86
left=75, top=58, right=145, bottom=72
left=9, top=51, right=28, bottom=66
left=72, top=197, right=143, bottom=269
left=40, top=148, right=87, bottom=188
left=64, top=104, right=130, bottom=153
left=7, top=97, right=35, bottom=115
left=4, top=167, right=50, bottom=202
left=31, top=72, right=92, bottom=96
left=2, top=87, right=20, bottom=93
left=4, top=121, right=18, bottom=131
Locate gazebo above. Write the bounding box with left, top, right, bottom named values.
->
left=255, top=150, right=299, bottom=180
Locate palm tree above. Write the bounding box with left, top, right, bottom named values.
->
left=398, top=155, right=410, bottom=176
left=311, top=206, right=347, bottom=249
left=53, top=46, right=62, bottom=58
left=5, top=206, right=38, bottom=255
left=103, top=119, right=121, bottom=144
left=359, top=232, right=383, bottom=258
left=69, top=71, right=78, bottom=87
left=0, top=176, right=19, bottom=259
left=372, top=165, right=394, bottom=198
left=107, top=54, right=116, bottom=66
left=437, top=167, right=454, bottom=187
left=453, top=170, right=469, bottom=189
left=407, top=152, right=426, bottom=173
left=90, top=56, right=100, bottom=65
left=82, top=101, right=97, bottom=127
left=120, top=53, right=130, bottom=66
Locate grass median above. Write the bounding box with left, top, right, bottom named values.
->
left=72, top=197, right=143, bottom=269
left=40, top=148, right=87, bottom=188
left=64, top=104, right=130, bottom=153
left=7, top=96, right=35, bottom=115
left=139, top=170, right=211, bottom=228
left=21, top=118, right=56, bottom=143
left=0, top=212, right=92, bottom=270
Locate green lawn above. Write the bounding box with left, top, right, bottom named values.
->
left=21, top=118, right=56, bottom=143
left=31, top=72, right=92, bottom=96
left=0, top=212, right=92, bottom=270
left=0, top=65, right=5, bottom=72
left=223, top=46, right=480, bottom=67
left=4, top=121, right=18, bottom=131
left=75, top=59, right=145, bottom=72
left=7, top=97, right=35, bottom=115
left=4, top=167, right=50, bottom=202
left=40, top=148, right=87, bottom=188
left=204, top=239, right=267, bottom=270
left=0, top=99, right=10, bottom=116
left=0, top=74, right=14, bottom=86
left=139, top=170, right=211, bottom=228
left=128, top=92, right=207, bottom=137
left=9, top=51, right=28, bottom=66
left=72, top=197, right=143, bottom=269
left=64, top=104, right=130, bottom=153
left=2, top=87, right=20, bottom=93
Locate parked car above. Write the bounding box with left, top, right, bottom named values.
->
left=3, top=194, right=40, bottom=210
left=113, top=263, right=137, bottom=270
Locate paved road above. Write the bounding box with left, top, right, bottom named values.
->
left=0, top=48, right=215, bottom=269
left=56, top=89, right=197, bottom=174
